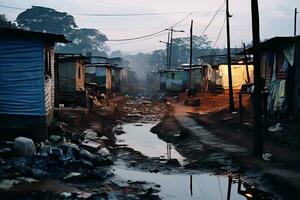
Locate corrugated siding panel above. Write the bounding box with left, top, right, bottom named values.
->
left=0, top=38, right=45, bottom=116
left=45, top=78, right=52, bottom=114
left=59, top=61, right=76, bottom=92
left=44, top=49, right=55, bottom=115
left=58, top=61, right=76, bottom=104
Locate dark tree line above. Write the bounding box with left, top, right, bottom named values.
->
left=1, top=6, right=108, bottom=56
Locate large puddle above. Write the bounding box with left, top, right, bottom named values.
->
left=115, top=122, right=276, bottom=200
left=116, top=123, right=185, bottom=163
left=114, top=167, right=258, bottom=200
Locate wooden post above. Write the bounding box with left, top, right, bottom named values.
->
left=168, top=28, right=174, bottom=69
left=251, top=0, right=264, bottom=156
left=295, top=8, right=298, bottom=36
left=167, top=32, right=170, bottom=69
left=226, top=0, right=234, bottom=112
left=243, top=43, right=250, bottom=83
left=226, top=175, right=232, bottom=200
left=190, top=175, right=193, bottom=196
left=189, top=20, right=193, bottom=90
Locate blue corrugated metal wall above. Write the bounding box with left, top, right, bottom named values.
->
left=0, top=38, right=45, bottom=116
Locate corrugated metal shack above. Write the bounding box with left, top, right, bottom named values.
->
left=55, top=53, right=89, bottom=107
left=0, top=27, right=68, bottom=141
left=85, top=63, right=114, bottom=97
left=160, top=64, right=211, bottom=92
left=246, top=36, right=300, bottom=118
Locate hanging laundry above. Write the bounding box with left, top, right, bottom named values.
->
left=276, top=50, right=286, bottom=80
left=271, top=52, right=277, bottom=82
left=282, top=58, right=289, bottom=74
left=283, top=44, right=295, bottom=66
left=273, top=80, right=286, bottom=112
left=267, top=80, right=279, bottom=111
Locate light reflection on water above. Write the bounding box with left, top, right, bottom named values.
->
left=115, top=123, right=275, bottom=200
left=114, top=167, right=246, bottom=200
left=116, top=123, right=185, bottom=163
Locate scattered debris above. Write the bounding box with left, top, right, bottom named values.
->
left=81, top=140, right=101, bottom=153
left=14, top=137, right=36, bottom=157
left=262, top=153, right=272, bottom=161
left=60, top=192, right=72, bottom=198
left=268, top=123, right=284, bottom=132
left=64, top=172, right=82, bottom=180
left=0, top=179, right=19, bottom=190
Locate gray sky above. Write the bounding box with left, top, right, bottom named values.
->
left=1, top=0, right=299, bottom=54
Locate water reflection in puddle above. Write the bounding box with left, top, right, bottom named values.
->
left=116, top=123, right=185, bottom=163
left=115, top=123, right=276, bottom=200
left=114, top=167, right=248, bottom=200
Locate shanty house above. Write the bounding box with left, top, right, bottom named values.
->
left=85, top=63, right=113, bottom=97
left=246, top=36, right=300, bottom=117
left=181, top=64, right=212, bottom=92
left=165, top=70, right=184, bottom=91
left=0, top=28, right=68, bottom=140
left=108, top=57, right=130, bottom=93
left=55, top=54, right=89, bottom=107
left=159, top=70, right=167, bottom=90
left=112, top=66, right=123, bottom=93
left=216, top=64, right=254, bottom=89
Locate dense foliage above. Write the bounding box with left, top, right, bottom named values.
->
left=16, top=6, right=108, bottom=56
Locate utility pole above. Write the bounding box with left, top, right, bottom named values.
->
left=251, top=0, right=264, bottom=156
left=295, top=8, right=298, bottom=36
left=226, top=175, right=233, bottom=200
left=169, top=28, right=174, bottom=69
left=189, top=20, right=193, bottom=90
left=166, top=28, right=185, bottom=69
left=159, top=33, right=171, bottom=70
left=243, top=42, right=250, bottom=83
left=226, top=0, right=234, bottom=112
left=167, top=32, right=170, bottom=69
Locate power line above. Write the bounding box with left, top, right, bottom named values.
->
left=108, top=31, right=168, bottom=46
left=213, top=15, right=226, bottom=48
left=0, top=5, right=26, bottom=10
left=107, top=12, right=192, bottom=42
left=76, top=11, right=195, bottom=16
left=199, top=1, right=225, bottom=37
left=0, top=4, right=224, bottom=17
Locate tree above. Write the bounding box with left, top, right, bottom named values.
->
left=56, top=28, right=108, bottom=56
left=16, top=6, right=77, bottom=34
left=149, top=49, right=166, bottom=67
left=0, top=14, right=17, bottom=28
left=170, top=35, right=211, bottom=67
left=16, top=6, right=108, bottom=56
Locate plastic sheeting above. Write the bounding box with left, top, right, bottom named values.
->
left=219, top=64, right=254, bottom=89
left=0, top=38, right=45, bottom=116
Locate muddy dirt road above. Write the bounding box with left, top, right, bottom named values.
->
left=0, top=96, right=285, bottom=199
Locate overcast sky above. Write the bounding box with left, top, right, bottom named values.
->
left=1, top=0, right=299, bottom=54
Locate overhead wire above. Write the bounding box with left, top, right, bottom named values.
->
left=76, top=11, right=197, bottom=16
left=107, top=12, right=192, bottom=41
left=213, top=14, right=226, bottom=48
left=0, top=4, right=223, bottom=16
left=199, top=0, right=225, bottom=37
left=0, top=5, right=26, bottom=10
left=108, top=31, right=168, bottom=46
left=0, top=2, right=228, bottom=51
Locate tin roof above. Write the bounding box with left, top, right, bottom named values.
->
left=0, top=27, right=69, bottom=43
